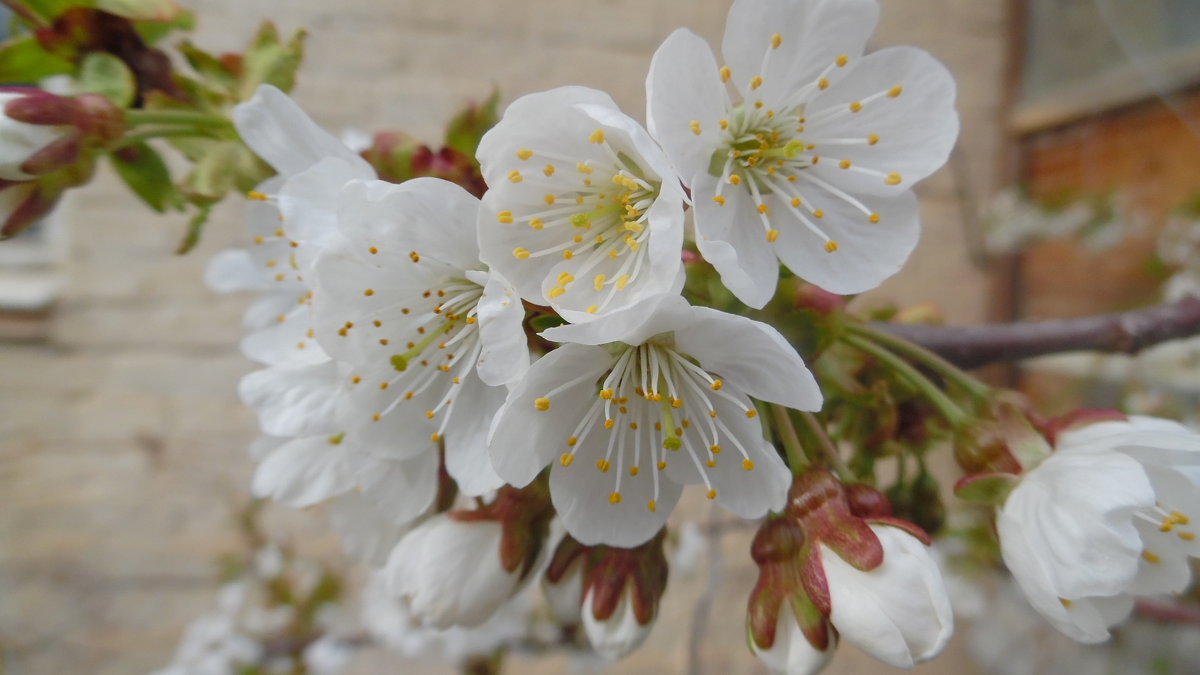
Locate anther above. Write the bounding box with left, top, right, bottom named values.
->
left=589, top=129, right=606, bottom=144
left=750, top=76, right=763, bottom=90
left=560, top=453, right=574, bottom=467
left=742, top=459, right=755, bottom=471
left=497, top=211, right=513, bottom=224
left=746, top=410, right=758, bottom=419
left=869, top=213, right=881, bottom=224
left=766, top=229, right=779, bottom=242
left=713, top=195, right=726, bottom=206
left=825, top=240, right=840, bottom=253
left=836, top=55, right=848, bottom=67
left=850, top=101, right=863, bottom=113
left=888, top=85, right=903, bottom=97
left=609, top=492, right=622, bottom=504
left=597, top=459, right=611, bottom=472
left=885, top=172, right=902, bottom=186
left=771, top=34, right=782, bottom=49
left=513, top=247, right=530, bottom=259
left=707, top=489, right=717, bottom=500
left=543, top=164, right=556, bottom=177
left=690, top=120, right=702, bottom=135
left=507, top=170, right=523, bottom=183
left=720, top=65, right=731, bottom=82
left=517, top=149, right=533, bottom=160
left=534, top=397, right=551, bottom=411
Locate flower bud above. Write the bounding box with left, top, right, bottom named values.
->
left=0, top=89, right=78, bottom=181
left=386, top=485, right=554, bottom=629
left=749, top=602, right=836, bottom=675
left=542, top=536, right=586, bottom=625
left=748, top=471, right=953, bottom=673
left=562, top=530, right=668, bottom=660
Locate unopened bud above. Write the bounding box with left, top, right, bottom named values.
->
left=794, top=283, right=845, bottom=315
left=578, top=530, right=668, bottom=660
left=0, top=89, right=78, bottom=181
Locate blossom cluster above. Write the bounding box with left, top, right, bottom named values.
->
left=193, top=0, right=1200, bottom=672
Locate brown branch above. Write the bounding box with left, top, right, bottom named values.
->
left=870, top=295, right=1200, bottom=369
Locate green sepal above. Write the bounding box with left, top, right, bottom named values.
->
left=444, top=88, right=499, bottom=158
left=237, top=22, right=306, bottom=99
left=77, top=51, right=137, bottom=106
left=953, top=472, right=1019, bottom=505
left=0, top=34, right=75, bottom=82
left=529, top=313, right=567, bottom=332
left=109, top=142, right=183, bottom=212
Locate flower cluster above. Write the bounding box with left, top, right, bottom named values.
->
left=202, top=0, right=971, bottom=670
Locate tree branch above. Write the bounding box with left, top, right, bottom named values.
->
left=870, top=295, right=1200, bottom=369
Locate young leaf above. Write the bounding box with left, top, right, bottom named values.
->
left=77, top=51, right=137, bottom=106
left=109, top=142, right=183, bottom=212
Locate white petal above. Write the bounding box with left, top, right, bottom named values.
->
left=770, top=189, right=920, bottom=295
left=240, top=304, right=328, bottom=367
left=474, top=271, right=530, bottom=387
left=442, top=369, right=507, bottom=497
left=691, top=173, right=781, bottom=308
left=252, top=435, right=355, bottom=507
left=352, top=451, right=439, bottom=526
left=823, top=525, right=953, bottom=667
left=675, top=306, right=822, bottom=411
left=241, top=291, right=304, bottom=332
left=205, top=248, right=271, bottom=293
left=232, top=85, right=372, bottom=177
left=722, top=0, right=879, bottom=106
left=326, top=491, right=410, bottom=566
left=239, top=361, right=340, bottom=437
left=804, top=46, right=958, bottom=196
left=646, top=28, right=730, bottom=182
left=278, top=157, right=373, bottom=274
left=998, top=449, right=1154, bottom=599
left=541, top=293, right=694, bottom=347
left=489, top=343, right=616, bottom=486
left=336, top=177, right=483, bottom=273
left=551, top=450, right=681, bottom=548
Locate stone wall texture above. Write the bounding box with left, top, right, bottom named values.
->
left=0, top=1, right=1008, bottom=673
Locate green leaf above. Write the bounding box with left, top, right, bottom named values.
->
left=530, top=314, right=567, bottom=331
left=134, top=8, right=196, bottom=45
left=77, top=52, right=137, bottom=106
left=184, top=140, right=241, bottom=200
left=237, top=23, right=306, bottom=99
left=444, top=88, right=500, bottom=158
left=0, top=34, right=75, bottom=83
left=109, top=143, right=183, bottom=212
left=179, top=40, right=237, bottom=95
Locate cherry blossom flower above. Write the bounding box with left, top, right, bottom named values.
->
left=998, top=414, right=1200, bottom=643
left=750, top=602, right=836, bottom=675
left=476, top=86, right=686, bottom=322
left=489, top=293, right=821, bottom=547
left=646, top=0, right=958, bottom=307
left=310, top=177, right=528, bottom=497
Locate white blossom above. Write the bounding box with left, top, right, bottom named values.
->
left=998, top=415, right=1200, bottom=642
left=489, top=293, right=821, bottom=547
left=477, top=86, right=686, bottom=322
left=646, top=0, right=958, bottom=307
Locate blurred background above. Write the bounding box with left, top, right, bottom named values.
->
left=1, top=0, right=1199, bottom=673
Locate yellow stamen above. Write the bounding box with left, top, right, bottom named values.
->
left=560, top=453, right=574, bottom=467
left=534, top=397, right=551, bottom=411
left=720, top=65, right=731, bottom=82
left=825, top=240, right=839, bottom=253
left=516, top=149, right=533, bottom=160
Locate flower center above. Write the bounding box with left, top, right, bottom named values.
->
left=344, top=273, right=485, bottom=442
left=537, top=341, right=759, bottom=512
left=502, top=129, right=662, bottom=314
left=1137, top=502, right=1195, bottom=564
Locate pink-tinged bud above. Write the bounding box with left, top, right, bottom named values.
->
left=0, top=91, right=77, bottom=181
left=794, top=283, right=845, bottom=315
left=748, top=471, right=951, bottom=673
left=578, top=530, right=668, bottom=660
left=749, top=602, right=836, bottom=675
left=385, top=485, right=554, bottom=629
left=954, top=394, right=1050, bottom=476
